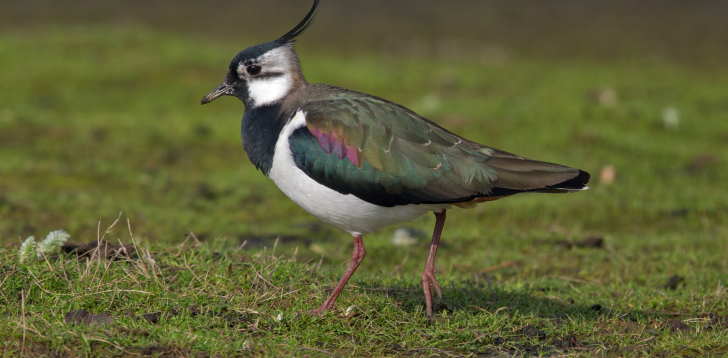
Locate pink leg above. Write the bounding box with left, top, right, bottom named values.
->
left=309, top=234, right=366, bottom=315
left=422, top=210, right=447, bottom=318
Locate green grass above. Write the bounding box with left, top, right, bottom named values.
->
left=1, top=27, right=728, bottom=356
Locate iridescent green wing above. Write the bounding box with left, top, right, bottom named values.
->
left=289, top=84, right=586, bottom=207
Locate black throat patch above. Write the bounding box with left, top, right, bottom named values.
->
left=240, top=103, right=292, bottom=175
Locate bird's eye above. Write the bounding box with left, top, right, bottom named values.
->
left=246, top=65, right=262, bottom=75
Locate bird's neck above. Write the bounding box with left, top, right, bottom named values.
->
left=240, top=102, right=295, bottom=175
left=240, top=76, right=307, bottom=175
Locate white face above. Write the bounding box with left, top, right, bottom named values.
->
left=237, top=46, right=297, bottom=107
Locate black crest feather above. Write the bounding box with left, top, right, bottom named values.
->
left=276, top=0, right=319, bottom=43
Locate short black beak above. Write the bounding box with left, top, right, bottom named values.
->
left=201, top=82, right=234, bottom=105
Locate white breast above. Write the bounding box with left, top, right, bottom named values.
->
left=268, top=111, right=449, bottom=235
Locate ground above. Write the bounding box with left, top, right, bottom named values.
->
left=1, top=23, right=727, bottom=357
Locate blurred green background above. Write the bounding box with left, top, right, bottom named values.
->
left=1, top=0, right=727, bottom=276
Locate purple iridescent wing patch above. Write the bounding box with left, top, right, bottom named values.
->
left=308, top=126, right=361, bottom=167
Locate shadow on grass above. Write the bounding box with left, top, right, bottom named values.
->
left=354, top=280, right=713, bottom=356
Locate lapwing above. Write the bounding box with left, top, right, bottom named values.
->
left=201, top=0, right=590, bottom=318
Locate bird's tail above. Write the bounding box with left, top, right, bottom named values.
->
left=484, top=153, right=591, bottom=196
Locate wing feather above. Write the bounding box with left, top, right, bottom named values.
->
left=289, top=84, right=590, bottom=207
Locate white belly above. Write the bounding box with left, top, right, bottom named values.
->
left=268, top=111, right=449, bottom=235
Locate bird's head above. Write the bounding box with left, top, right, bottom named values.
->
left=201, top=0, right=319, bottom=108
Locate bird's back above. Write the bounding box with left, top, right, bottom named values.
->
left=286, top=84, right=590, bottom=208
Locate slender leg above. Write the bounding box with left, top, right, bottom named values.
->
left=422, top=210, right=447, bottom=318
left=309, top=234, right=366, bottom=315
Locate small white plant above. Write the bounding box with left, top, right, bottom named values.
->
left=17, top=236, right=37, bottom=264
left=345, top=305, right=356, bottom=317
left=37, top=230, right=70, bottom=259
left=17, top=229, right=70, bottom=263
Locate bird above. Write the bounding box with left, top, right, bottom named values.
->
left=201, top=0, right=590, bottom=318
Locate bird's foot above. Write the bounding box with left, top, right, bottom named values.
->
left=422, top=266, right=443, bottom=300
left=306, top=305, right=328, bottom=317
left=421, top=265, right=443, bottom=318
left=306, top=301, right=333, bottom=316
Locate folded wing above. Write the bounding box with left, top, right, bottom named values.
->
left=288, top=84, right=590, bottom=207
